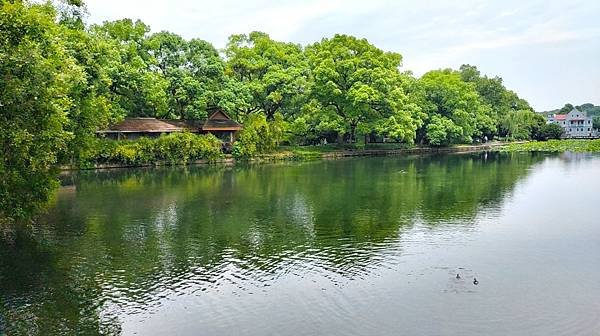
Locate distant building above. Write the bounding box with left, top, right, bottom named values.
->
left=547, top=108, right=595, bottom=138
left=97, top=110, right=242, bottom=146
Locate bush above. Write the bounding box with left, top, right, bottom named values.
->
left=536, top=123, right=563, bottom=141
left=88, top=132, right=223, bottom=166
left=426, top=115, right=464, bottom=146
left=232, top=113, right=286, bottom=159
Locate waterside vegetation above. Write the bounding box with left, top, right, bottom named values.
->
left=501, top=139, right=600, bottom=153
left=0, top=0, right=589, bottom=224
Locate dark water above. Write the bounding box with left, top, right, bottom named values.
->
left=1, top=152, right=600, bottom=335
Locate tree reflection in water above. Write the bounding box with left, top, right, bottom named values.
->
left=0, top=152, right=545, bottom=335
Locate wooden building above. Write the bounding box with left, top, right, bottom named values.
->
left=199, top=110, right=243, bottom=144
left=97, top=111, right=243, bottom=148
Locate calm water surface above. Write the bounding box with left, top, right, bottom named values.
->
left=1, top=152, right=600, bottom=335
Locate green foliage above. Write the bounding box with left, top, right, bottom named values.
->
left=559, top=103, right=574, bottom=114
left=500, top=110, right=545, bottom=140
left=154, top=132, right=222, bottom=163
left=232, top=113, right=286, bottom=158
left=457, top=64, right=532, bottom=140
left=59, top=20, right=125, bottom=164
left=225, top=32, right=308, bottom=120
left=425, top=115, right=464, bottom=146
left=536, top=123, right=563, bottom=141
left=583, top=105, right=600, bottom=117
left=145, top=31, right=227, bottom=119
left=419, top=69, right=486, bottom=145
left=90, top=19, right=169, bottom=118
left=593, top=116, right=600, bottom=130
left=306, top=34, right=421, bottom=143
left=0, top=1, right=80, bottom=224
left=91, top=132, right=223, bottom=165
left=502, top=140, right=600, bottom=152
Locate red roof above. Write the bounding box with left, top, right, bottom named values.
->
left=554, top=115, right=567, bottom=120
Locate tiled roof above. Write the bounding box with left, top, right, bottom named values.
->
left=203, top=119, right=242, bottom=130
left=98, top=111, right=243, bottom=133
left=554, top=114, right=567, bottom=120
left=163, top=119, right=204, bottom=131
left=99, top=118, right=185, bottom=133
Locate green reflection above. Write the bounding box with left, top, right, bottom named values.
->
left=0, top=152, right=544, bottom=335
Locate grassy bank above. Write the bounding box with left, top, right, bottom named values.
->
left=269, top=143, right=416, bottom=161
left=248, top=142, right=513, bottom=163
left=500, top=139, right=600, bottom=152
left=65, top=140, right=522, bottom=170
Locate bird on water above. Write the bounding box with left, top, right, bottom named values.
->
left=456, top=274, right=461, bottom=279
left=473, top=278, right=479, bottom=285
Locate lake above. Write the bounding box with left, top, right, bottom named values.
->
left=1, top=152, right=600, bottom=335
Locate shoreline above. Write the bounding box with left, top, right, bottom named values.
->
left=59, top=141, right=523, bottom=171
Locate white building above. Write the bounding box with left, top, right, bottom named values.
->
left=548, top=108, right=594, bottom=138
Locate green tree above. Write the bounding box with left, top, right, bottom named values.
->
left=419, top=69, right=487, bottom=145
left=232, top=113, right=286, bottom=158
left=593, top=116, right=600, bottom=130
left=559, top=103, right=574, bottom=114
left=459, top=64, right=533, bottom=139
left=91, top=19, right=169, bottom=118
left=225, top=32, right=308, bottom=121
left=306, top=34, right=420, bottom=143
left=0, top=1, right=82, bottom=223
left=537, top=123, right=564, bottom=140
left=145, top=32, right=227, bottom=119
left=500, top=110, right=545, bottom=140
left=425, top=115, right=464, bottom=146
left=59, top=18, right=125, bottom=164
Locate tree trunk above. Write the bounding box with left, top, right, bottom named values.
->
left=349, top=123, right=357, bottom=143
left=266, top=110, right=274, bottom=120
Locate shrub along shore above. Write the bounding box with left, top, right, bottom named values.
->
left=64, top=138, right=600, bottom=170
left=63, top=138, right=527, bottom=170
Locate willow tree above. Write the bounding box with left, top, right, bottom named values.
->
left=305, top=34, right=420, bottom=143
left=459, top=64, right=532, bottom=138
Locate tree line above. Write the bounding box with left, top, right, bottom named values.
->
left=0, top=0, right=555, bottom=223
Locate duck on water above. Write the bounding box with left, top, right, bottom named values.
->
left=455, top=273, right=479, bottom=285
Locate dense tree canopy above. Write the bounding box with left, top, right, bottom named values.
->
left=419, top=69, right=489, bottom=145
left=305, top=35, right=422, bottom=143
left=1, top=1, right=79, bottom=223
left=90, top=19, right=169, bottom=118
left=145, top=32, right=227, bottom=119
left=224, top=32, right=308, bottom=121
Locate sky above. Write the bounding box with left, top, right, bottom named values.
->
left=84, top=0, right=600, bottom=111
